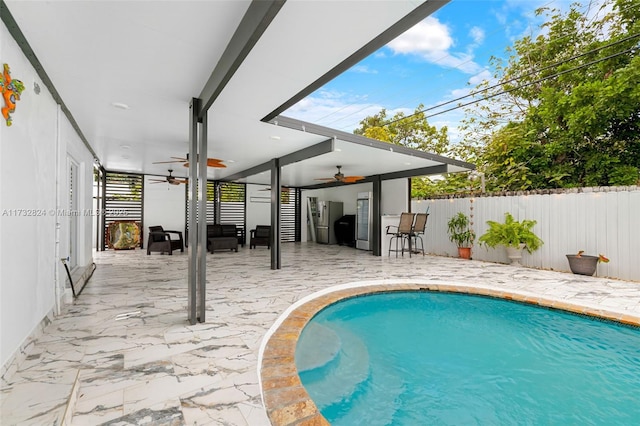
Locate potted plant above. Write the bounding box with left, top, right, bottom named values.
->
left=566, top=251, right=609, bottom=276
left=478, top=212, right=543, bottom=265
left=447, top=212, right=475, bottom=259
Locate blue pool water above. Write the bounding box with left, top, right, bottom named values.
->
left=295, top=292, right=640, bottom=425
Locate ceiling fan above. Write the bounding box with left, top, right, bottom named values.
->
left=149, top=169, right=187, bottom=185
left=315, top=165, right=365, bottom=184
left=153, top=155, right=226, bottom=168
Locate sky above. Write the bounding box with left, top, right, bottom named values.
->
left=285, top=0, right=609, bottom=143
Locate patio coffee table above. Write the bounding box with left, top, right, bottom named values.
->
left=208, top=237, right=238, bottom=253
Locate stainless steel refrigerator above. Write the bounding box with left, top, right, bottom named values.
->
left=316, top=201, right=343, bottom=244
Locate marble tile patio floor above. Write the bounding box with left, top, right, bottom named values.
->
left=1, top=243, right=639, bottom=425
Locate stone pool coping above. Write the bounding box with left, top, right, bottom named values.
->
left=258, top=280, right=640, bottom=425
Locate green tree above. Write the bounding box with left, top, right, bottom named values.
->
left=462, top=0, right=640, bottom=190
left=354, top=105, right=464, bottom=197
left=411, top=172, right=482, bottom=198
left=354, top=105, right=450, bottom=155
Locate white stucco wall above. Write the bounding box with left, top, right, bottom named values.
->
left=1, top=22, right=94, bottom=370
left=246, top=184, right=273, bottom=237
left=381, top=179, right=410, bottom=215
left=143, top=176, right=186, bottom=240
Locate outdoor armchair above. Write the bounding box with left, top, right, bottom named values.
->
left=250, top=225, right=271, bottom=249
left=147, top=226, right=184, bottom=255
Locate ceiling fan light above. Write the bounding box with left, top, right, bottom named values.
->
left=112, top=102, right=130, bottom=110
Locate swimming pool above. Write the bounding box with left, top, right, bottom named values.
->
left=296, top=292, right=640, bottom=425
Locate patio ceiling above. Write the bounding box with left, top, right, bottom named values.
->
left=3, top=0, right=472, bottom=187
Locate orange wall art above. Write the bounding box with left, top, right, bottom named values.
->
left=1, top=64, right=25, bottom=126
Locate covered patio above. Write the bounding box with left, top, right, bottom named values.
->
left=1, top=0, right=473, bottom=335
left=2, top=1, right=639, bottom=424
left=2, top=244, right=639, bottom=425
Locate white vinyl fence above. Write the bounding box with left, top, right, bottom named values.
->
left=411, top=186, right=640, bottom=282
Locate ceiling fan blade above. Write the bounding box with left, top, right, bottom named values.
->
left=170, top=157, right=188, bottom=162
left=343, top=176, right=365, bottom=183
left=207, top=159, right=226, bottom=168
left=316, top=166, right=363, bottom=183
left=181, top=158, right=226, bottom=168
left=174, top=179, right=188, bottom=184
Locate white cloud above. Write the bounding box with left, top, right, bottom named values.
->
left=498, top=0, right=603, bottom=43
left=287, top=92, right=410, bottom=133
left=350, top=65, right=378, bottom=74
left=388, top=17, right=453, bottom=53
left=585, top=0, right=613, bottom=21
left=428, top=111, right=466, bottom=143
left=287, top=91, right=476, bottom=145
left=469, top=26, right=485, bottom=45
left=437, top=52, right=482, bottom=74
left=494, top=10, right=507, bottom=26
left=445, top=70, right=493, bottom=106
left=450, top=87, right=471, bottom=99
left=496, top=0, right=542, bottom=42
left=387, top=17, right=482, bottom=75
left=468, top=69, right=493, bottom=86
left=583, top=0, right=614, bottom=39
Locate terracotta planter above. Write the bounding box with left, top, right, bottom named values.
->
left=566, top=254, right=599, bottom=276
left=458, top=247, right=472, bottom=259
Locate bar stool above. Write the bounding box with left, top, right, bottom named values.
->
left=386, top=212, right=415, bottom=257
left=409, top=213, right=429, bottom=256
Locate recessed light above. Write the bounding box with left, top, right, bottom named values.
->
left=112, top=102, right=130, bottom=110
left=270, top=135, right=281, bottom=140
left=404, top=162, right=411, bottom=165
left=120, top=144, right=131, bottom=149
left=335, top=148, right=342, bottom=152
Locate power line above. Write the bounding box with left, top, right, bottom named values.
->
left=326, top=0, right=639, bottom=131
left=313, top=0, right=568, bottom=127
left=386, top=32, right=640, bottom=124
left=382, top=38, right=638, bottom=127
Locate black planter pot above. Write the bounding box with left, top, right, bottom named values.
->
left=566, top=254, right=599, bottom=276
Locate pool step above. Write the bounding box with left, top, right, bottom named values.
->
left=330, top=361, right=404, bottom=425
left=297, top=321, right=405, bottom=425
left=297, top=323, right=370, bottom=409
left=296, top=323, right=341, bottom=372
